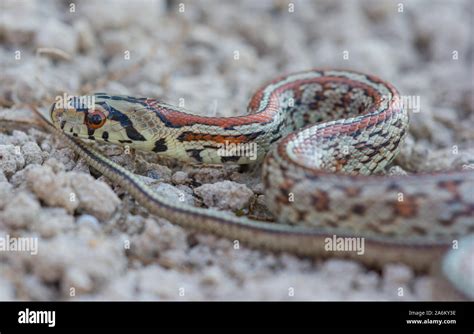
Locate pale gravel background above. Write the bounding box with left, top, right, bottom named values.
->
left=0, top=0, right=472, bottom=300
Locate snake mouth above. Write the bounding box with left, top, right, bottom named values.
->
left=50, top=101, right=86, bottom=131
left=49, top=102, right=63, bottom=127
left=49, top=102, right=70, bottom=129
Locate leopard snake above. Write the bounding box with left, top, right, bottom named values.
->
left=34, top=69, right=473, bottom=299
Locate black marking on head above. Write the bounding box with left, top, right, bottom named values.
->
left=109, top=95, right=148, bottom=106
left=102, top=131, right=109, bottom=142
left=125, top=126, right=146, bottom=141
left=105, top=104, right=147, bottom=141
left=152, top=138, right=168, bottom=153
left=94, top=95, right=110, bottom=100
left=127, top=96, right=147, bottom=101
left=177, top=132, right=190, bottom=141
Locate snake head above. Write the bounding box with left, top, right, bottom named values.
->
left=50, top=94, right=151, bottom=146
left=50, top=94, right=111, bottom=138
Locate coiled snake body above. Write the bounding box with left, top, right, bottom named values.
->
left=36, top=69, right=473, bottom=298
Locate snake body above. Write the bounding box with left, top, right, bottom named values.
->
left=35, top=69, right=473, bottom=296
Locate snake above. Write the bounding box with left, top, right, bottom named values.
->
left=32, top=69, right=473, bottom=299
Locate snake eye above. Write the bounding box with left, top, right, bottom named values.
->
left=85, top=109, right=106, bottom=129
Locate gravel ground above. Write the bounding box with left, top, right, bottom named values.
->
left=0, top=0, right=472, bottom=300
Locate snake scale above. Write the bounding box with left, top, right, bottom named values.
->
left=33, top=69, right=473, bottom=299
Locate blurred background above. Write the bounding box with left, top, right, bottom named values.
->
left=1, top=0, right=472, bottom=138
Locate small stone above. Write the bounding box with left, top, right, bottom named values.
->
left=64, top=267, right=93, bottom=294
left=129, top=218, right=188, bottom=264
left=353, top=271, right=380, bottom=290
left=26, top=165, right=78, bottom=213
left=387, top=166, right=408, bottom=176
left=29, top=233, right=126, bottom=297
left=190, top=167, right=227, bottom=184
left=25, top=165, right=120, bottom=220
left=21, top=142, right=44, bottom=165
left=148, top=181, right=195, bottom=206
left=40, top=142, right=51, bottom=153
left=0, top=5, right=38, bottom=45
left=0, top=144, right=25, bottom=177
left=0, top=181, right=12, bottom=210
left=145, top=165, right=172, bottom=182
left=49, top=148, right=77, bottom=171
left=35, top=19, right=78, bottom=55
left=383, top=264, right=414, bottom=286
left=413, top=276, right=434, bottom=300
left=70, top=173, right=121, bottom=221
left=0, top=276, right=15, bottom=300
left=0, top=192, right=41, bottom=229
left=250, top=194, right=274, bottom=221
left=171, top=171, right=189, bottom=185
left=322, top=259, right=363, bottom=276
left=11, top=130, right=30, bottom=145
left=8, top=164, right=34, bottom=187
left=194, top=180, right=253, bottom=210
left=43, top=158, right=66, bottom=173
left=35, top=208, right=75, bottom=238
left=19, top=275, right=54, bottom=300
left=76, top=214, right=100, bottom=229
left=74, top=19, right=96, bottom=53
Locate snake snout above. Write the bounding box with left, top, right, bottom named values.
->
left=49, top=101, right=63, bottom=126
